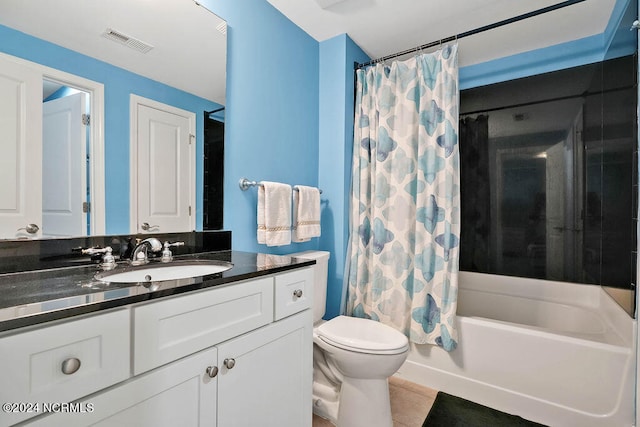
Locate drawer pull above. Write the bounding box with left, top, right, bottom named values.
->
left=224, top=358, right=236, bottom=369
left=206, top=366, right=219, bottom=378
left=293, top=289, right=303, bottom=298
left=61, top=358, right=81, bottom=375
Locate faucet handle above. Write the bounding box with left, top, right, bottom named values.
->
left=81, top=246, right=110, bottom=256
left=100, top=247, right=116, bottom=270
left=161, top=241, right=185, bottom=263
left=164, top=241, right=185, bottom=248
left=80, top=246, right=116, bottom=270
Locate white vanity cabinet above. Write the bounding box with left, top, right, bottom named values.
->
left=0, top=309, right=130, bottom=427
left=16, top=266, right=313, bottom=427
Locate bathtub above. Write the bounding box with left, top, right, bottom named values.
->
left=395, top=272, right=635, bottom=427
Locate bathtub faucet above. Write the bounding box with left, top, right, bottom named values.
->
left=131, top=237, right=163, bottom=265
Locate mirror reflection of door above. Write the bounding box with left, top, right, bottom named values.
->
left=0, top=56, right=42, bottom=239
left=0, top=53, right=104, bottom=240
left=42, top=88, right=90, bottom=238
left=131, top=96, right=195, bottom=234
left=545, top=141, right=565, bottom=280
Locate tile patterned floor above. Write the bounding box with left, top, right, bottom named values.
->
left=312, top=376, right=437, bottom=427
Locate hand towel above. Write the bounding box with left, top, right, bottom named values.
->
left=257, top=181, right=292, bottom=246
left=257, top=253, right=287, bottom=271
left=292, top=185, right=321, bottom=242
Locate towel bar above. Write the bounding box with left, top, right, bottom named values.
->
left=239, top=177, right=322, bottom=194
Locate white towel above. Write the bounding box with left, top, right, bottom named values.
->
left=292, top=185, right=321, bottom=242
left=257, top=181, right=292, bottom=246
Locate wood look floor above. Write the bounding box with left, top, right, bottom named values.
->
left=312, top=376, right=437, bottom=427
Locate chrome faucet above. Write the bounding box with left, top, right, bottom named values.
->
left=80, top=246, right=116, bottom=270
left=131, top=238, right=163, bottom=265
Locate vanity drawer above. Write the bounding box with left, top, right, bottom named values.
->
left=274, top=267, right=313, bottom=320
left=133, top=277, right=274, bottom=375
left=0, top=309, right=130, bottom=427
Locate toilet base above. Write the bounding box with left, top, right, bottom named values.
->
left=336, top=377, right=393, bottom=427
left=312, top=381, right=339, bottom=422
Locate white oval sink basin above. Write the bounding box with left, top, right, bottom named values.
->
left=95, top=260, right=233, bottom=283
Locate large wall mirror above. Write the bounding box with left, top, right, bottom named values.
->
left=0, top=0, right=226, bottom=240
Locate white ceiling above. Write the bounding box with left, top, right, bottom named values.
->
left=267, top=0, right=618, bottom=67
left=0, top=1, right=619, bottom=104
left=0, top=0, right=227, bottom=104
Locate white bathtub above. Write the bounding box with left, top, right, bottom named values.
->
left=395, top=272, right=636, bottom=427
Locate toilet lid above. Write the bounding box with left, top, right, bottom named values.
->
left=316, top=316, right=409, bottom=353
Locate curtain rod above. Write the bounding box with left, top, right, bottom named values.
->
left=355, top=0, right=586, bottom=69
left=205, top=107, right=225, bottom=116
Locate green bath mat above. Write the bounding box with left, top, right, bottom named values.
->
left=422, top=392, right=547, bottom=427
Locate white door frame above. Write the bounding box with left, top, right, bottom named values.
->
left=129, top=94, right=196, bottom=233
left=0, top=52, right=106, bottom=236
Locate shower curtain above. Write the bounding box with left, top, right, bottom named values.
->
left=346, top=45, right=460, bottom=351
left=459, top=115, right=490, bottom=273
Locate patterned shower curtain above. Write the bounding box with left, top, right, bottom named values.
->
left=346, top=45, right=460, bottom=351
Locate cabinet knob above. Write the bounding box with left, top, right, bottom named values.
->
left=61, top=358, right=81, bottom=375
left=224, top=358, right=236, bottom=369
left=293, top=289, right=303, bottom=298
left=206, top=366, right=219, bottom=378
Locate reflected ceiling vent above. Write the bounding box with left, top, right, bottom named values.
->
left=315, top=0, right=347, bottom=9
left=513, top=112, right=530, bottom=122
left=101, top=28, right=154, bottom=53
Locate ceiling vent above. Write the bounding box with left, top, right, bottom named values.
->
left=102, top=28, right=154, bottom=53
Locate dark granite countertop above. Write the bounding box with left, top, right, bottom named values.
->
left=0, top=251, right=315, bottom=333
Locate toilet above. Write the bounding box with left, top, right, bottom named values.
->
left=289, top=251, right=409, bottom=427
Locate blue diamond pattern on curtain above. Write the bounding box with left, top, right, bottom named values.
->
left=346, top=44, right=460, bottom=351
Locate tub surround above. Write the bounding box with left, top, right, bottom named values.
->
left=0, top=231, right=314, bottom=332
left=397, top=271, right=635, bottom=427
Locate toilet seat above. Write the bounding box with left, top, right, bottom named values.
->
left=316, top=316, right=409, bottom=355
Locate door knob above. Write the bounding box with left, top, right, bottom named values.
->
left=141, top=222, right=159, bottom=231
left=224, top=358, right=236, bottom=369
left=293, top=289, right=303, bottom=298
left=17, top=224, right=39, bottom=234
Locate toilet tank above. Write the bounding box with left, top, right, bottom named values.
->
left=288, top=251, right=330, bottom=323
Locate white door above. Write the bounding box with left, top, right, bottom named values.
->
left=42, top=92, right=87, bottom=238
left=0, top=57, right=42, bottom=238
left=131, top=96, right=195, bottom=234
left=217, top=311, right=312, bottom=427
left=546, top=141, right=565, bottom=280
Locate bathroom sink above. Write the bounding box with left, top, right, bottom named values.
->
left=95, top=259, right=233, bottom=284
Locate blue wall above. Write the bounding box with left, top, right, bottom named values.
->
left=3, top=0, right=631, bottom=320
left=203, top=0, right=320, bottom=255
left=0, top=24, right=222, bottom=234
left=318, top=34, right=369, bottom=318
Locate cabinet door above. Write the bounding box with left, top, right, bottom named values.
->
left=217, top=310, right=313, bottom=427
left=26, top=347, right=218, bottom=427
